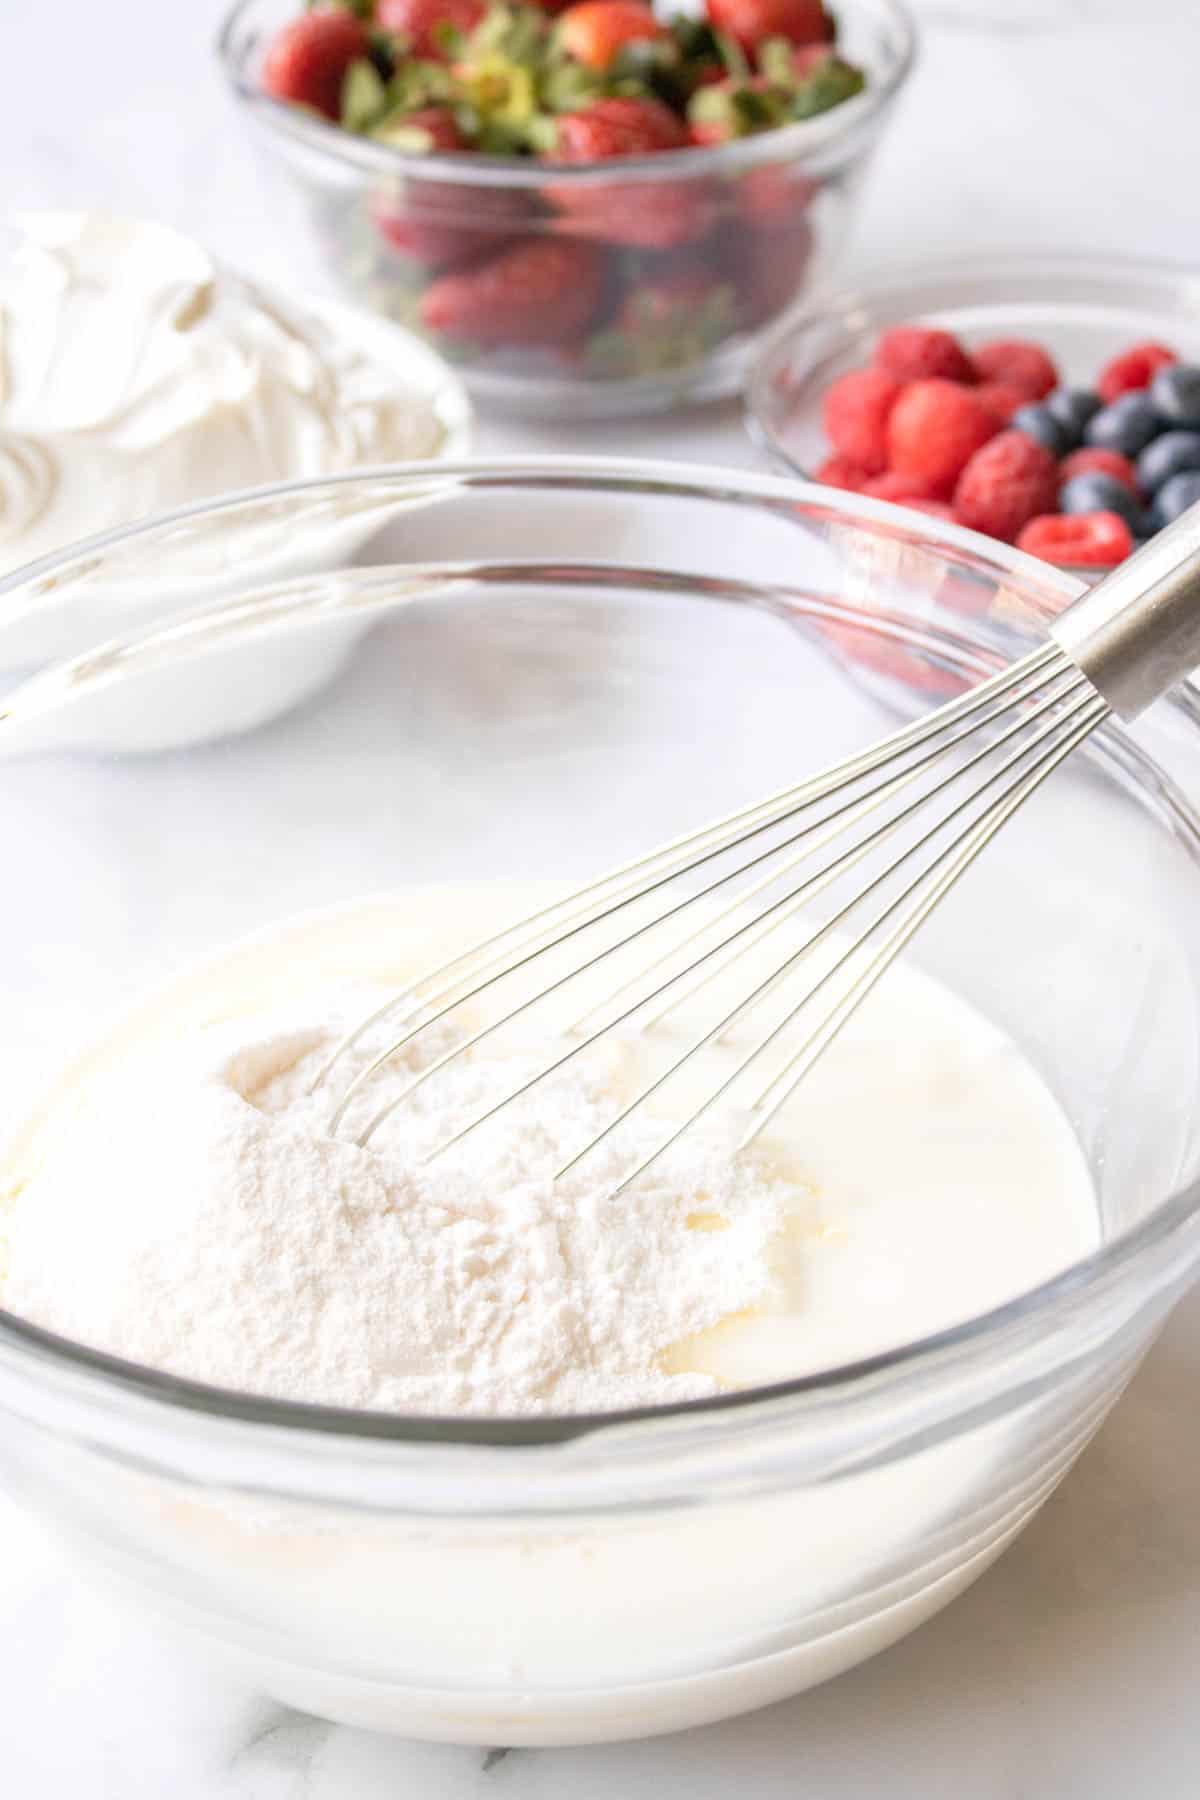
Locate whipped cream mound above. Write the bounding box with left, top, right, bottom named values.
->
left=0, top=1001, right=797, bottom=1414
left=0, top=213, right=452, bottom=575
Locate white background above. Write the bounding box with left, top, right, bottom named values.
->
left=4, top=0, right=1200, bottom=1793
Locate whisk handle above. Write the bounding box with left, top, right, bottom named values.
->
left=1049, top=500, right=1200, bottom=719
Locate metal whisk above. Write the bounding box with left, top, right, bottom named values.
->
left=314, top=506, right=1200, bottom=1194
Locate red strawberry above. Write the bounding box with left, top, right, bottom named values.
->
left=376, top=0, right=487, bottom=59
left=822, top=368, right=903, bottom=475
left=262, top=7, right=370, bottom=120
left=705, top=0, right=831, bottom=55
left=545, top=99, right=712, bottom=249
left=727, top=207, right=812, bottom=328
left=420, top=238, right=605, bottom=346
left=970, top=339, right=1058, bottom=400
left=952, top=430, right=1060, bottom=543
left=1016, top=510, right=1134, bottom=567
left=975, top=381, right=1028, bottom=425
left=1096, top=341, right=1178, bottom=404
left=557, top=0, right=666, bottom=70
left=371, top=170, right=531, bottom=272
left=1058, top=446, right=1141, bottom=495
left=375, top=105, right=467, bottom=151
left=903, top=498, right=958, bottom=521
left=874, top=326, right=975, bottom=386
left=861, top=472, right=942, bottom=501
left=553, top=95, right=687, bottom=158
left=814, top=453, right=872, bottom=492
left=618, top=270, right=722, bottom=332
left=886, top=379, right=1000, bottom=496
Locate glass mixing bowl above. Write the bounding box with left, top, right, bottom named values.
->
left=1, top=461, right=1199, bottom=1747
left=217, top=0, right=915, bottom=419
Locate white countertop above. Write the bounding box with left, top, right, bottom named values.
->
left=6, top=0, right=1200, bottom=1792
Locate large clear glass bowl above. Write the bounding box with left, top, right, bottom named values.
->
left=216, top=0, right=915, bottom=419
left=1, top=461, right=1199, bottom=1746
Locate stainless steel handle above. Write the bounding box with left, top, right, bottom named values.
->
left=1049, top=501, right=1200, bottom=719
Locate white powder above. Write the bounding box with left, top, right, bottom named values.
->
left=1, top=996, right=798, bottom=1413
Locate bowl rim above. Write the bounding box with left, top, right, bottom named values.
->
left=215, top=0, right=917, bottom=187
left=3, top=454, right=1200, bottom=1450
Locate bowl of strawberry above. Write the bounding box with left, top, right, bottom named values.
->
left=219, top=0, right=914, bottom=416
left=749, top=254, right=1200, bottom=585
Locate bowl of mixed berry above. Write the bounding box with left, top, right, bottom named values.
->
left=749, top=255, right=1200, bottom=580
left=220, top=0, right=914, bottom=416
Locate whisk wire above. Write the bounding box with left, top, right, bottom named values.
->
left=314, top=642, right=1064, bottom=1111
left=355, top=655, right=1087, bottom=1150
left=553, top=687, right=1107, bottom=1192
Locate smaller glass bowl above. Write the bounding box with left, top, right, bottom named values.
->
left=217, top=0, right=915, bottom=420
left=747, top=252, right=1200, bottom=596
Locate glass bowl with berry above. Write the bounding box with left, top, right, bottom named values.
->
left=748, top=254, right=1200, bottom=595
left=219, top=0, right=914, bottom=417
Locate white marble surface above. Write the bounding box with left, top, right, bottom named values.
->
left=5, top=0, right=1200, bottom=1792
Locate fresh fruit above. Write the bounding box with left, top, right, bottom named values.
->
left=1136, top=429, right=1200, bottom=495
left=262, top=7, right=370, bottom=119
left=557, top=0, right=667, bottom=70
left=970, top=339, right=1058, bottom=400
left=374, top=103, right=466, bottom=151
left=553, top=93, right=687, bottom=157
left=1148, top=364, right=1200, bottom=428
left=1058, top=446, right=1140, bottom=494
left=873, top=326, right=976, bottom=385
left=705, top=0, right=831, bottom=54
left=952, top=430, right=1059, bottom=543
left=1016, top=511, right=1134, bottom=567
left=1096, top=341, right=1177, bottom=404
left=544, top=96, right=712, bottom=247
left=1009, top=402, right=1071, bottom=455
left=903, top=498, right=958, bottom=521
left=822, top=367, right=903, bottom=474
left=586, top=270, right=735, bottom=376
left=420, top=237, right=604, bottom=344
left=860, top=472, right=941, bottom=501
left=1058, top=471, right=1144, bottom=532
left=377, top=0, right=487, bottom=58
left=1044, top=387, right=1101, bottom=442
left=886, top=379, right=999, bottom=496
left=726, top=200, right=813, bottom=326
left=370, top=171, right=531, bottom=269
left=1084, top=393, right=1162, bottom=458
left=814, top=453, right=872, bottom=491
left=975, top=382, right=1027, bottom=424
left=1150, top=469, right=1200, bottom=529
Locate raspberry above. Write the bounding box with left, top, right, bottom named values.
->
left=952, top=430, right=1059, bottom=543
left=874, top=326, right=975, bottom=385
left=1016, top=510, right=1135, bottom=567
left=975, top=381, right=1028, bottom=425
left=1057, top=447, right=1141, bottom=495
left=903, top=498, right=958, bottom=521
left=886, top=379, right=999, bottom=497
left=814, top=453, right=871, bottom=491
left=860, top=472, right=941, bottom=501
left=822, top=367, right=902, bottom=475
left=1097, top=341, right=1178, bottom=404
left=971, top=339, right=1059, bottom=400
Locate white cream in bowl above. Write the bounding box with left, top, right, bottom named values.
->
left=0, top=213, right=470, bottom=747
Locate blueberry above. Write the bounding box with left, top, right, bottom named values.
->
left=1149, top=364, right=1200, bottom=428
left=1010, top=402, right=1070, bottom=454
left=1150, top=469, right=1200, bottom=528
left=1044, top=387, right=1101, bottom=447
left=1058, top=472, right=1145, bottom=531
left=1136, top=429, right=1200, bottom=494
left=1084, top=393, right=1163, bottom=458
